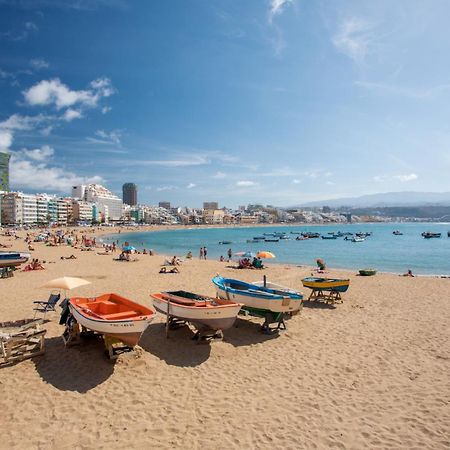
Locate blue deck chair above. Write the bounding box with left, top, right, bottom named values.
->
left=33, top=292, right=61, bottom=318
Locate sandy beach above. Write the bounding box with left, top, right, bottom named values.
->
left=0, top=229, right=449, bottom=450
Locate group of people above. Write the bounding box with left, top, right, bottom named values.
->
left=23, top=258, right=45, bottom=271
left=238, top=256, right=264, bottom=269
left=199, top=246, right=208, bottom=259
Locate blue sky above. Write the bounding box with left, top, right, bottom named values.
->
left=1, top=0, right=450, bottom=208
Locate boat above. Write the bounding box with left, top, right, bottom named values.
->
left=264, top=238, right=279, bottom=242
left=296, top=236, right=308, bottom=240
left=278, top=235, right=290, bottom=240
left=301, top=232, right=320, bottom=238
left=0, top=251, right=30, bottom=268
left=321, top=235, right=337, bottom=240
left=359, top=268, right=377, bottom=276
left=302, top=277, right=350, bottom=293
left=422, top=232, right=441, bottom=239
left=150, top=291, right=242, bottom=331
left=251, top=279, right=303, bottom=313
left=67, top=293, right=155, bottom=346
left=218, top=241, right=232, bottom=245
left=212, top=276, right=303, bottom=316
left=393, top=231, right=403, bottom=235
left=253, top=236, right=265, bottom=240
left=352, top=236, right=365, bottom=242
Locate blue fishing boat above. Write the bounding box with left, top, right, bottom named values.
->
left=0, top=251, right=30, bottom=268
left=212, top=276, right=303, bottom=332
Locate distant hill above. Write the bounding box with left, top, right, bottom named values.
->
left=294, top=191, right=450, bottom=208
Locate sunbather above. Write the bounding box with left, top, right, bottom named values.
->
left=159, top=266, right=179, bottom=273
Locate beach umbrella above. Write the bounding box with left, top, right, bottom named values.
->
left=234, top=251, right=255, bottom=258
left=41, top=276, right=91, bottom=290
left=122, top=245, right=135, bottom=252
left=257, top=251, right=276, bottom=259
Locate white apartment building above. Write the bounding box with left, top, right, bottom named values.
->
left=0, top=192, right=37, bottom=225
left=72, top=184, right=123, bottom=221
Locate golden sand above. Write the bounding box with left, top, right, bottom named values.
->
left=0, top=229, right=449, bottom=449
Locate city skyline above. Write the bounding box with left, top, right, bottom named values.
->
left=1, top=1, right=450, bottom=207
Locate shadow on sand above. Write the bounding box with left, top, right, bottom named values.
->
left=223, top=317, right=281, bottom=347
left=139, top=322, right=211, bottom=367
left=302, top=300, right=337, bottom=310
left=33, top=335, right=114, bottom=393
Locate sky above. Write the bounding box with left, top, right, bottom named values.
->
left=1, top=0, right=450, bottom=208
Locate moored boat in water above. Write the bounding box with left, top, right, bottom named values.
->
left=67, top=293, right=155, bottom=346
left=422, top=232, right=441, bottom=238
left=150, top=291, right=242, bottom=331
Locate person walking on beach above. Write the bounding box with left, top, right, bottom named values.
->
left=227, top=248, right=232, bottom=262
left=199, top=247, right=204, bottom=259
left=203, top=246, right=207, bottom=260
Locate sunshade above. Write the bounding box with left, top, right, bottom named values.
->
left=40, top=277, right=91, bottom=290
left=122, top=245, right=136, bottom=252
left=257, top=251, right=276, bottom=259
left=234, top=251, right=255, bottom=258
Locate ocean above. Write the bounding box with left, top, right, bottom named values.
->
left=101, top=222, right=450, bottom=275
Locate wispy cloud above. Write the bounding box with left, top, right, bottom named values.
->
left=268, top=0, right=294, bottom=24
left=30, top=58, right=49, bottom=70
left=0, top=21, right=38, bottom=41
left=186, top=183, right=196, bottom=189
left=156, top=185, right=177, bottom=192
left=332, top=17, right=373, bottom=63
left=63, top=108, right=83, bottom=122
left=23, top=77, right=114, bottom=110
left=355, top=81, right=450, bottom=100
left=393, top=173, right=418, bottom=182
left=212, top=171, right=226, bottom=179
left=86, top=129, right=122, bottom=146
left=236, top=180, right=258, bottom=187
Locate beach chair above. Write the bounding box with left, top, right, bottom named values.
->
left=33, top=292, right=61, bottom=318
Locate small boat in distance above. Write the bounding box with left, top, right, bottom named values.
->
left=218, top=241, right=232, bottom=245
left=393, top=231, right=403, bottom=235
left=422, top=232, right=441, bottom=239
left=352, top=236, right=365, bottom=242
left=321, top=235, right=337, bottom=240
left=150, top=291, right=242, bottom=332
left=264, top=238, right=279, bottom=242
left=68, top=293, right=155, bottom=347
left=0, top=251, right=30, bottom=268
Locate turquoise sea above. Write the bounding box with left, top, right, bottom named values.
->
left=102, top=223, right=450, bottom=275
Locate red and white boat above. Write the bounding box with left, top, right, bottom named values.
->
left=69, top=293, right=155, bottom=346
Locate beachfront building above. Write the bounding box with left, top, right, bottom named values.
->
left=158, top=201, right=171, bottom=210
left=72, top=184, right=123, bottom=222
left=0, top=152, right=10, bottom=192
left=203, top=208, right=225, bottom=224
left=123, top=183, right=138, bottom=206
left=72, top=199, right=94, bottom=223
left=0, top=192, right=37, bottom=225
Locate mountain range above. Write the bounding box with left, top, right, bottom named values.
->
left=293, top=191, right=450, bottom=208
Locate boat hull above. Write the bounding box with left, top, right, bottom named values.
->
left=0, top=252, right=30, bottom=268
left=212, top=276, right=303, bottom=314
left=150, top=294, right=242, bottom=331
left=302, top=277, right=350, bottom=293
left=68, top=294, right=154, bottom=346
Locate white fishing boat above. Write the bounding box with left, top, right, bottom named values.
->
left=0, top=251, right=30, bottom=268
left=150, top=291, right=242, bottom=331
left=67, top=293, right=155, bottom=347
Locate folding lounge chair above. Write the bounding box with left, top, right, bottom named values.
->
left=33, top=292, right=61, bottom=318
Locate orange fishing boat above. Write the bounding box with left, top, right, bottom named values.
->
left=68, top=293, right=155, bottom=346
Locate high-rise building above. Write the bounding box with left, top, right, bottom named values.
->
left=158, top=201, right=171, bottom=209
left=0, top=152, right=10, bottom=191
left=203, top=202, right=218, bottom=210
left=122, top=183, right=138, bottom=206
left=72, top=184, right=123, bottom=221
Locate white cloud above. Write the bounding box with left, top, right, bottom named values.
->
left=373, top=175, right=386, bottom=182
left=0, top=113, right=47, bottom=131
left=16, top=144, right=54, bottom=161
left=268, top=0, right=294, bottom=23
left=101, top=106, right=112, bottom=114
left=30, top=58, right=49, bottom=70
left=332, top=18, right=372, bottom=63
left=393, top=173, right=418, bottom=182
left=10, top=147, right=103, bottom=192
left=355, top=81, right=450, bottom=100
left=212, top=171, right=226, bottom=179
left=186, top=183, right=196, bottom=189
left=23, top=77, right=114, bottom=110
left=63, top=108, right=83, bottom=122
left=0, top=130, right=13, bottom=152
left=134, top=155, right=209, bottom=167
left=292, top=179, right=301, bottom=184
left=236, top=180, right=258, bottom=187
left=156, top=185, right=176, bottom=192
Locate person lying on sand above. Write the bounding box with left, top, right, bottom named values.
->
left=60, top=255, right=77, bottom=260
left=402, top=269, right=414, bottom=277
left=159, top=266, right=180, bottom=273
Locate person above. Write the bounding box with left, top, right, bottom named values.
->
left=227, top=248, right=232, bottom=262
left=143, top=248, right=147, bottom=255
left=316, top=258, right=327, bottom=272
left=203, top=246, right=208, bottom=260
left=403, top=269, right=414, bottom=277
left=159, top=266, right=179, bottom=273
left=171, top=255, right=180, bottom=266
left=199, top=247, right=204, bottom=259
left=252, top=257, right=264, bottom=269
left=186, top=251, right=193, bottom=259
left=219, top=255, right=224, bottom=262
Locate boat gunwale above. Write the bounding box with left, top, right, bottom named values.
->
left=151, top=292, right=243, bottom=309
